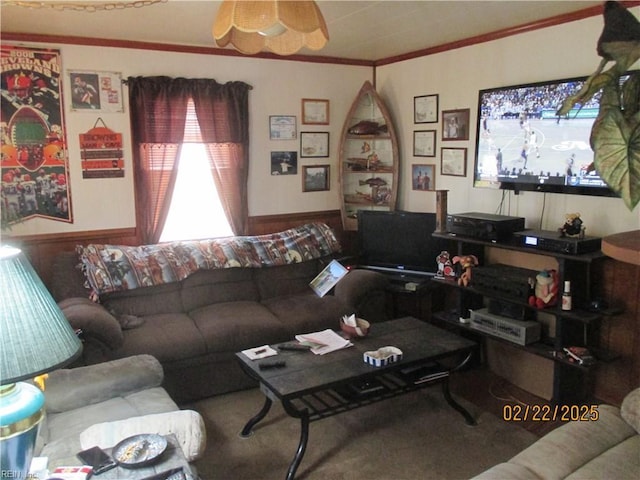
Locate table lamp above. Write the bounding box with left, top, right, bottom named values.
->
left=0, top=245, right=82, bottom=479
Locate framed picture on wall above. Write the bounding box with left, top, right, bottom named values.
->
left=269, top=115, right=297, bottom=140
left=270, top=151, right=298, bottom=175
left=412, top=164, right=436, bottom=191
left=300, top=132, right=329, bottom=157
left=413, top=130, right=436, bottom=157
left=441, top=147, right=467, bottom=176
left=442, top=108, right=470, bottom=141
left=68, top=70, right=124, bottom=113
left=414, top=94, right=438, bottom=123
left=301, top=98, right=329, bottom=125
left=302, top=165, right=330, bottom=192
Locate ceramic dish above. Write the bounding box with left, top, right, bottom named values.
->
left=363, top=346, right=403, bottom=367
left=112, top=433, right=168, bottom=468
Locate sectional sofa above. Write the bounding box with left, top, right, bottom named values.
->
left=52, top=223, right=389, bottom=403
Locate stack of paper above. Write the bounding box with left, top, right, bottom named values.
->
left=241, top=345, right=278, bottom=360
left=295, top=329, right=353, bottom=355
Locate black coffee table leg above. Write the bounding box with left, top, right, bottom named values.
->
left=240, top=396, right=273, bottom=437
left=286, top=411, right=310, bottom=480
left=441, top=377, right=476, bottom=426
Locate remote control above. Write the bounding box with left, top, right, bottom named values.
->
left=259, top=360, right=286, bottom=370
left=278, top=342, right=311, bottom=351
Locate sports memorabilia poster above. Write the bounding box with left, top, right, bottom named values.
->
left=1, top=44, right=73, bottom=225
left=79, top=119, right=124, bottom=178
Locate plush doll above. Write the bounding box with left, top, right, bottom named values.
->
left=528, top=269, right=559, bottom=308
left=435, top=250, right=455, bottom=278
left=452, top=254, right=479, bottom=287
left=559, top=213, right=585, bottom=238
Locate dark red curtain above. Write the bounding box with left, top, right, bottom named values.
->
left=128, top=76, right=251, bottom=243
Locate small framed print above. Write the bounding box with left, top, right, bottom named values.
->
left=269, top=115, right=297, bottom=140
left=300, top=132, right=329, bottom=157
left=69, top=70, right=123, bottom=112
left=414, top=130, right=436, bottom=157
left=412, top=164, right=436, bottom=191
left=441, top=147, right=467, bottom=177
left=442, top=108, right=470, bottom=141
left=301, top=98, right=329, bottom=125
left=270, top=151, right=298, bottom=175
left=414, top=94, right=438, bottom=123
left=302, top=165, right=330, bottom=192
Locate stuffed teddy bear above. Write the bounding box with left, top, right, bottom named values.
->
left=528, top=269, right=559, bottom=308
left=452, top=254, right=479, bottom=287
left=559, top=213, right=585, bottom=238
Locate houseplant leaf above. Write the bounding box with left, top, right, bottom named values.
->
left=590, top=74, right=640, bottom=210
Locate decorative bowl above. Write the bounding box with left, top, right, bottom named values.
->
left=340, top=317, right=370, bottom=338
left=363, top=346, right=403, bottom=367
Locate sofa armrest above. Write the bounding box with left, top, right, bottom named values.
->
left=79, top=410, right=206, bottom=462
left=58, top=297, right=124, bottom=350
left=334, top=269, right=389, bottom=321
left=45, top=355, right=164, bottom=413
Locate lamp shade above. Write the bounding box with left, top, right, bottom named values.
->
left=0, top=246, right=82, bottom=385
left=213, top=0, right=329, bottom=55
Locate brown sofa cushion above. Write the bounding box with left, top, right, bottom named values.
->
left=261, top=293, right=353, bottom=335
left=254, top=260, right=320, bottom=300
left=181, top=267, right=259, bottom=312
left=189, top=301, right=289, bottom=352
left=113, top=313, right=207, bottom=362
left=101, top=282, right=183, bottom=316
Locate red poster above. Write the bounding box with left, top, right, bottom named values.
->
left=79, top=123, right=124, bottom=178
left=1, top=45, right=72, bottom=225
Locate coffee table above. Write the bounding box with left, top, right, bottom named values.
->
left=236, top=316, right=477, bottom=480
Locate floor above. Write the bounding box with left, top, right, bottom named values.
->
left=450, top=366, right=565, bottom=437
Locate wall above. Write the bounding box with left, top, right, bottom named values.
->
left=376, top=10, right=640, bottom=237
left=3, top=41, right=371, bottom=237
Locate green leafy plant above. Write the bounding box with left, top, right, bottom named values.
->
left=557, top=1, right=640, bottom=210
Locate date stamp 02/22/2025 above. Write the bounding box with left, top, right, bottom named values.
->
left=503, top=404, right=600, bottom=422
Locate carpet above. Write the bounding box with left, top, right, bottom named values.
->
left=187, top=385, right=537, bottom=480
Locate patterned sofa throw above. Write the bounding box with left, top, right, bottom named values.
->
left=78, top=223, right=341, bottom=297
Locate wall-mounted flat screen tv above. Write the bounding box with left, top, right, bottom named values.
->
left=474, top=75, right=619, bottom=197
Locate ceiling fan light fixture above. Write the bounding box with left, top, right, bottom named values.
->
left=212, top=0, right=329, bottom=56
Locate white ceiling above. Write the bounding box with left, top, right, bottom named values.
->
left=1, top=1, right=604, bottom=62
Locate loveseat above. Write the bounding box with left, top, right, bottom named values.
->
left=38, top=355, right=206, bottom=471
left=472, top=387, right=640, bottom=479
left=52, top=223, right=389, bottom=403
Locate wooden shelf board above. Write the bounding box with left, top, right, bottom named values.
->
left=602, top=230, right=640, bottom=266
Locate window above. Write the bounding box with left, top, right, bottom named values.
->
left=159, top=101, right=233, bottom=242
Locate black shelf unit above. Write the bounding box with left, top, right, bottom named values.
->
left=431, top=232, right=614, bottom=404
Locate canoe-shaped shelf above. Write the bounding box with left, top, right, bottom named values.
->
left=339, top=81, right=399, bottom=231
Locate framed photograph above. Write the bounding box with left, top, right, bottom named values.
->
left=414, top=94, right=438, bottom=123
left=309, top=259, right=348, bottom=297
left=442, top=108, right=470, bottom=141
left=68, top=70, right=123, bottom=112
left=412, top=164, right=436, bottom=191
left=413, top=130, right=436, bottom=157
left=302, top=165, right=330, bottom=192
left=441, top=147, right=467, bottom=176
left=270, top=151, right=298, bottom=175
left=269, top=115, right=297, bottom=140
left=300, top=132, right=329, bottom=157
left=301, top=98, right=329, bottom=125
